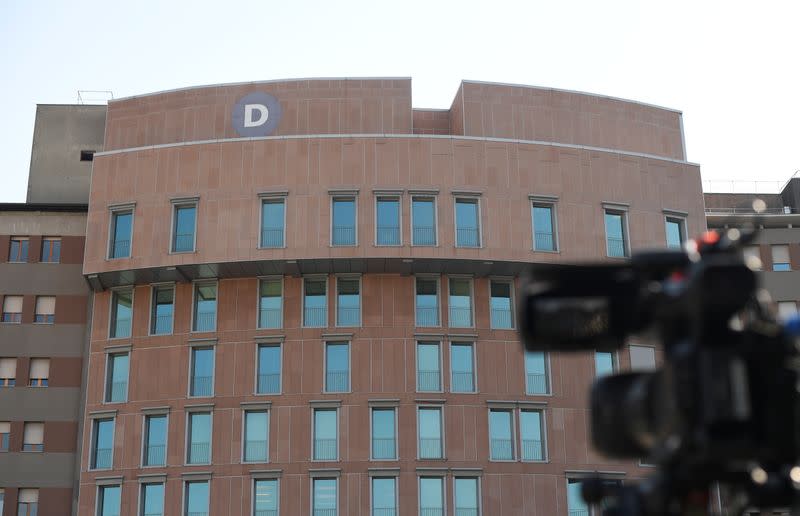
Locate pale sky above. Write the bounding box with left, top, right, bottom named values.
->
left=1, top=0, right=798, bottom=201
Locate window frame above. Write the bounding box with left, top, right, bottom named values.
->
left=414, top=275, right=441, bottom=328
left=449, top=341, right=477, bottom=394
left=417, top=476, right=446, bottom=516
left=40, top=236, right=61, bottom=263
left=416, top=340, right=443, bottom=393
left=251, top=477, right=280, bottom=516
left=772, top=244, right=792, bottom=271
left=530, top=196, right=559, bottom=252
left=169, top=198, right=199, bottom=254
left=1, top=295, right=23, bottom=324
left=22, top=421, right=45, bottom=453
left=334, top=275, right=361, bottom=328
left=629, top=343, right=657, bottom=372
left=524, top=351, right=551, bottom=396
left=452, top=476, right=482, bottom=516
left=255, top=341, right=283, bottom=395
left=241, top=408, right=270, bottom=464
left=323, top=340, right=351, bottom=393
left=148, top=283, right=175, bottom=336
left=182, top=479, right=211, bottom=516
left=311, top=406, right=339, bottom=462
left=663, top=212, right=687, bottom=249
left=518, top=408, right=548, bottom=463
left=89, top=417, right=115, bottom=470
left=138, top=482, right=166, bottom=516
left=28, top=358, right=49, bottom=387
left=141, top=412, right=169, bottom=468
left=453, top=195, right=482, bottom=248
left=488, top=278, right=515, bottom=330
left=108, top=287, right=134, bottom=340
left=33, top=296, right=56, bottom=324
left=258, top=193, right=288, bottom=249
left=447, top=276, right=475, bottom=329
left=594, top=350, right=619, bottom=377
left=302, top=275, right=328, bottom=328
left=107, top=205, right=135, bottom=260
left=96, top=484, right=122, bottom=516
left=185, top=410, right=214, bottom=466
left=369, top=405, right=398, bottom=461
left=374, top=193, right=403, bottom=247
left=104, top=351, right=130, bottom=404
left=488, top=408, right=516, bottom=462
left=311, top=477, right=339, bottom=516
left=370, top=475, right=398, bottom=516
left=416, top=404, right=445, bottom=460
left=330, top=194, right=358, bottom=247
left=603, top=205, right=630, bottom=258
left=188, top=344, right=216, bottom=398
left=257, top=276, right=284, bottom=330
left=410, top=194, right=438, bottom=247
left=191, top=280, right=218, bottom=333
left=8, top=236, right=30, bottom=263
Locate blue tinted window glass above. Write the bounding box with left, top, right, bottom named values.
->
left=99, top=485, right=121, bottom=516
left=325, top=343, right=349, bottom=391
left=254, top=479, right=278, bottom=511
left=258, top=346, right=281, bottom=376
left=332, top=198, right=356, bottom=245
left=490, top=410, right=512, bottom=439
left=376, top=198, right=400, bottom=245
left=152, top=287, right=174, bottom=334
left=450, top=344, right=473, bottom=374
left=372, top=478, right=396, bottom=510
left=112, top=212, right=132, bottom=258
left=314, top=409, right=337, bottom=440
left=142, top=483, right=164, bottom=516
left=173, top=206, right=196, bottom=252
left=455, top=199, right=479, bottom=246
left=193, top=284, right=216, bottom=331
left=147, top=415, right=167, bottom=448
left=605, top=211, right=626, bottom=257
left=261, top=200, right=285, bottom=247
left=567, top=480, right=588, bottom=514
left=595, top=351, right=614, bottom=377
left=191, top=348, right=214, bottom=396
left=418, top=408, right=441, bottom=439
left=313, top=479, right=337, bottom=510
left=419, top=478, right=443, bottom=510
left=186, top=481, right=209, bottom=515
left=665, top=219, right=683, bottom=249
left=259, top=280, right=282, bottom=328
left=111, top=290, right=132, bottom=338
left=190, top=413, right=211, bottom=445
left=455, top=478, right=478, bottom=510
left=372, top=409, right=395, bottom=440
left=412, top=198, right=436, bottom=245
left=532, top=205, right=555, bottom=250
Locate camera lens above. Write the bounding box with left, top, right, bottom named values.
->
left=591, top=372, right=658, bottom=458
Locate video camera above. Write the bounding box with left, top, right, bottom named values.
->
left=517, top=227, right=800, bottom=515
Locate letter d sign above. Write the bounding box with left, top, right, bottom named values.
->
left=232, top=92, right=282, bottom=137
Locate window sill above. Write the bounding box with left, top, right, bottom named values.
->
left=521, top=459, right=550, bottom=464
left=257, top=246, right=287, bottom=250
left=169, top=250, right=197, bottom=255
left=141, top=463, right=167, bottom=469
left=531, top=248, right=560, bottom=254
left=242, top=460, right=270, bottom=465
left=106, top=256, right=131, bottom=261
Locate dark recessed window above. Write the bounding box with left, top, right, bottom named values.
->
left=80, top=150, right=95, bottom=162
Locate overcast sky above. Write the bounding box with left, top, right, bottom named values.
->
left=1, top=0, right=798, bottom=201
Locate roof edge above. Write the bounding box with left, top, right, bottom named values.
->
left=0, top=203, right=89, bottom=213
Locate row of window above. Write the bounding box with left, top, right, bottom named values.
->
left=0, top=295, right=55, bottom=324
left=0, top=358, right=50, bottom=387
left=742, top=244, right=796, bottom=271
left=6, top=236, right=61, bottom=263
left=0, top=422, right=43, bottom=452
left=106, top=194, right=689, bottom=259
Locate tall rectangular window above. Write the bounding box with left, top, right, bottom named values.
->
left=150, top=285, right=174, bottom=335
left=0, top=358, right=16, bottom=386
left=448, top=278, right=473, bottom=328
left=243, top=410, right=269, bottom=463
left=143, top=414, right=167, bottom=467
left=773, top=245, right=791, bottom=271
left=412, top=196, right=437, bottom=246
left=418, top=407, right=443, bottom=459
left=604, top=209, right=628, bottom=258
left=371, top=407, right=397, bottom=460
left=490, top=280, right=513, bottom=329
left=332, top=197, right=356, bottom=246
left=665, top=217, right=685, bottom=249
left=109, top=210, right=133, bottom=259
left=17, top=489, right=38, bottom=516
left=454, top=478, right=480, bottom=516
left=313, top=408, right=338, bottom=460
left=190, top=347, right=214, bottom=397
left=28, top=358, right=49, bottom=387
left=8, top=237, right=29, bottom=262
left=41, top=237, right=61, bottom=263
left=416, top=342, right=441, bottom=392
left=376, top=196, right=401, bottom=245
left=259, top=279, right=282, bottom=329
left=419, top=477, right=444, bottom=516
left=450, top=342, right=475, bottom=393
left=532, top=203, right=557, bottom=251
left=336, top=277, right=360, bottom=327
left=254, top=479, right=279, bottom=516
left=110, top=288, right=133, bottom=338
left=415, top=278, right=439, bottom=327
left=105, top=353, right=129, bottom=402
left=371, top=477, right=397, bottom=516
left=187, top=412, right=211, bottom=464
left=455, top=198, right=480, bottom=247
left=34, top=296, right=55, bottom=324
left=172, top=203, right=197, bottom=253
left=257, top=344, right=281, bottom=394
left=91, top=418, right=114, bottom=469
left=97, top=485, right=121, bottom=516
left=184, top=481, right=209, bottom=516
left=520, top=410, right=545, bottom=461
left=595, top=351, right=615, bottom=377
left=524, top=351, right=549, bottom=395
left=192, top=282, right=217, bottom=332
left=261, top=197, right=286, bottom=248
left=489, top=409, right=514, bottom=460
left=2, top=295, right=22, bottom=323
left=0, top=422, right=9, bottom=451
left=325, top=342, right=350, bottom=393
left=141, top=483, right=165, bottom=516
left=312, top=478, right=337, bottom=516
left=22, top=422, right=44, bottom=452
left=303, top=277, right=327, bottom=327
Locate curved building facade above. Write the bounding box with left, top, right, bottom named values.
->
left=77, top=79, right=704, bottom=515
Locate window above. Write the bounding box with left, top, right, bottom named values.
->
left=313, top=408, right=337, bottom=460
left=8, top=237, right=29, bottom=262
left=450, top=342, right=475, bottom=393
left=105, top=352, right=129, bottom=402
left=2, top=296, right=22, bottom=323
left=260, top=197, right=286, bottom=248
left=91, top=418, right=114, bottom=468
left=416, top=342, right=441, bottom=392
left=312, top=478, right=337, bottom=516
left=448, top=278, right=473, bottom=328
left=244, top=410, right=269, bottom=463
left=454, top=478, right=480, bottom=516
left=336, top=277, right=360, bottom=327
left=257, top=344, right=281, bottom=394
left=172, top=202, right=197, bottom=252
left=259, top=279, right=282, bottom=329
left=604, top=209, right=628, bottom=258
left=0, top=358, right=16, bottom=387
left=253, top=479, right=279, bottom=516
left=594, top=351, right=616, bottom=377
left=371, top=407, right=397, bottom=460
left=412, top=196, right=437, bottom=246
left=418, top=407, right=443, bottom=459
left=22, top=422, right=44, bottom=452
left=140, top=483, right=165, bottom=516
left=489, top=409, right=514, bottom=460
left=303, top=277, right=327, bottom=327
left=143, top=415, right=167, bottom=467
left=109, top=288, right=133, bottom=338
left=150, top=285, right=174, bottom=335
left=187, top=412, right=212, bottom=464
left=524, top=351, right=549, bottom=395
left=743, top=245, right=763, bottom=270
left=0, top=489, right=3, bottom=516
left=567, top=479, right=589, bottom=516
left=773, top=245, right=791, bottom=271
left=455, top=197, right=480, bottom=247
left=34, top=296, right=55, bottom=324
left=190, top=347, right=214, bottom=397
left=419, top=477, right=444, bottom=516
left=192, top=282, right=217, bottom=332
left=372, top=477, right=397, bottom=516
left=490, top=280, right=513, bottom=329
left=778, top=301, right=798, bottom=321
left=331, top=197, right=356, bottom=246
left=17, top=489, right=38, bottom=516
left=41, top=237, right=61, bottom=263
left=80, top=149, right=95, bottom=161
left=520, top=410, right=545, bottom=461
left=415, top=278, right=439, bottom=327
left=28, top=358, right=49, bottom=387
left=532, top=203, right=557, bottom=251
left=665, top=217, right=685, bottom=249
left=629, top=345, right=656, bottom=371
left=184, top=481, right=210, bottom=516
left=0, top=422, right=9, bottom=451
left=325, top=342, right=350, bottom=393
left=376, top=196, right=401, bottom=245
left=109, top=209, right=133, bottom=259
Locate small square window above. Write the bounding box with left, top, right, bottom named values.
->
left=80, top=150, right=95, bottom=161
